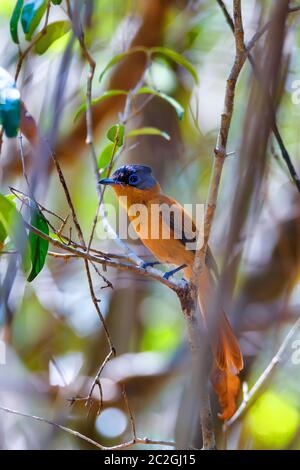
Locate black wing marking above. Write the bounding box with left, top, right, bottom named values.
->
left=169, top=212, right=219, bottom=280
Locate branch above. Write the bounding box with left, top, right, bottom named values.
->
left=188, top=0, right=247, bottom=449
left=15, top=0, right=52, bottom=82
left=65, top=1, right=152, bottom=263
left=70, top=349, right=115, bottom=413
left=216, top=0, right=234, bottom=30
left=203, top=0, right=247, bottom=252
left=86, top=59, right=151, bottom=260
left=65, top=0, right=98, bottom=184
left=49, top=147, right=115, bottom=347
left=23, top=220, right=186, bottom=293
left=288, top=6, right=300, bottom=13
left=0, top=405, right=177, bottom=450
left=46, top=131, right=118, bottom=409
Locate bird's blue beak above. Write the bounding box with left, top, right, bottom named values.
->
left=99, top=178, right=117, bottom=186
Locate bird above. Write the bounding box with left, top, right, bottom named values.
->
left=99, top=164, right=243, bottom=420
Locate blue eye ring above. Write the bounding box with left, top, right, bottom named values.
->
left=129, top=174, right=139, bottom=185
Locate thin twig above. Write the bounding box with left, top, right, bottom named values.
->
left=216, top=0, right=234, bottom=30
left=70, top=349, right=115, bottom=415
left=87, top=59, right=152, bottom=263
left=10, top=186, right=66, bottom=224
left=85, top=262, right=115, bottom=353
left=50, top=151, right=85, bottom=247
left=18, top=133, right=31, bottom=190
left=65, top=0, right=98, bottom=196
left=288, top=6, right=300, bottom=13
left=23, top=220, right=187, bottom=293
left=122, top=386, right=137, bottom=441
left=49, top=145, right=116, bottom=398
left=91, top=262, right=113, bottom=289
left=0, top=405, right=177, bottom=450
left=15, top=0, right=52, bottom=82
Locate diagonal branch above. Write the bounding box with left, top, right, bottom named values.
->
left=22, top=220, right=187, bottom=293
left=49, top=145, right=116, bottom=399
left=203, top=0, right=247, bottom=253
left=0, top=405, right=177, bottom=450
left=14, top=0, right=52, bottom=82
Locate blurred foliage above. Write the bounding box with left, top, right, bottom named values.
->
left=246, top=391, right=299, bottom=449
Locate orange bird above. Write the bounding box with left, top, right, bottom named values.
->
left=100, top=164, right=243, bottom=419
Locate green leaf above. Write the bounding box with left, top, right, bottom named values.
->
left=127, top=127, right=171, bottom=141
left=97, top=143, right=114, bottom=171
left=73, top=90, right=128, bottom=122
left=5, top=194, right=17, bottom=203
left=34, top=20, right=70, bottom=54
left=0, top=193, right=31, bottom=272
left=136, top=87, right=184, bottom=120
left=21, top=0, right=47, bottom=41
left=0, top=67, right=21, bottom=137
left=99, top=46, right=147, bottom=82
left=0, top=221, right=7, bottom=247
left=27, top=205, right=49, bottom=282
left=151, top=47, right=198, bottom=83
left=10, top=0, right=24, bottom=44
left=107, top=124, right=124, bottom=147
left=50, top=232, right=67, bottom=244
left=100, top=46, right=198, bottom=84
left=51, top=0, right=62, bottom=4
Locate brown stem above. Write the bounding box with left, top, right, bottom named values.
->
left=0, top=404, right=178, bottom=450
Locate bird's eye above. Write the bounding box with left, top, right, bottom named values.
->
left=129, top=174, right=139, bottom=185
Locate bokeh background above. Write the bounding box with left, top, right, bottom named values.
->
left=1, top=0, right=300, bottom=450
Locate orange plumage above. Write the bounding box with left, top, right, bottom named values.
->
left=100, top=165, right=243, bottom=420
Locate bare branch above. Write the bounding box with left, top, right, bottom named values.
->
left=22, top=220, right=187, bottom=292
left=15, top=0, right=52, bottom=82
left=288, top=5, right=300, bottom=13
left=203, top=0, right=246, bottom=253
left=0, top=405, right=177, bottom=450
left=122, top=386, right=137, bottom=441
left=187, top=0, right=247, bottom=450
left=48, top=143, right=117, bottom=399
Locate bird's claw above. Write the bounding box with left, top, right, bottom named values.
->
left=141, top=261, right=161, bottom=269
left=163, top=264, right=187, bottom=280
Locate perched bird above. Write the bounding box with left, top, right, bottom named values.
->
left=99, top=164, right=243, bottom=419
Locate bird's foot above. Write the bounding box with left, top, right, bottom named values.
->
left=163, top=264, right=187, bottom=280
left=141, top=261, right=161, bottom=269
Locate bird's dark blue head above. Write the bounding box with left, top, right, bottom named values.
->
left=99, top=165, right=158, bottom=190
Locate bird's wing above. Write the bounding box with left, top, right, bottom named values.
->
left=153, top=193, right=198, bottom=245
left=154, top=194, right=219, bottom=278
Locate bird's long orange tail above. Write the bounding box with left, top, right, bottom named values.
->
left=186, top=265, right=243, bottom=420
left=210, top=311, right=243, bottom=420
